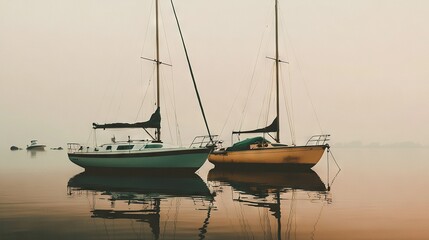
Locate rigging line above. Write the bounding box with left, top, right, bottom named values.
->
left=238, top=7, right=274, bottom=133
left=160, top=4, right=174, bottom=67
left=264, top=203, right=273, bottom=240
left=135, top=64, right=156, bottom=121
left=257, top=63, right=274, bottom=129
left=161, top=13, right=182, bottom=146
left=170, top=66, right=182, bottom=146
left=280, top=65, right=296, bottom=145
left=275, top=4, right=296, bottom=145
left=104, top=71, right=123, bottom=123
left=280, top=12, right=296, bottom=141
left=267, top=66, right=276, bottom=127
left=287, top=62, right=296, bottom=143
left=113, top=91, right=125, bottom=122
left=265, top=65, right=276, bottom=133
left=257, top=206, right=267, bottom=239
left=85, top=128, right=93, bottom=147
left=285, top=191, right=297, bottom=240
left=311, top=202, right=326, bottom=240
left=327, top=149, right=330, bottom=190
left=218, top=4, right=271, bottom=138
left=329, top=148, right=342, bottom=171
left=232, top=191, right=250, bottom=239
left=327, top=148, right=341, bottom=189
left=161, top=73, right=174, bottom=143
left=140, top=0, right=155, bottom=58
left=238, top=24, right=270, bottom=131
left=253, top=57, right=272, bottom=129
left=280, top=9, right=323, bottom=134
left=160, top=7, right=182, bottom=145
left=170, top=0, right=213, bottom=142
left=238, top=200, right=254, bottom=239
left=173, top=198, right=181, bottom=239
left=162, top=198, right=174, bottom=239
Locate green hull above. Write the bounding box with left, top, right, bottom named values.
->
left=68, top=148, right=210, bottom=170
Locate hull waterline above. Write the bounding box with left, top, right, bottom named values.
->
left=208, top=145, right=327, bottom=168
left=68, top=148, right=211, bottom=171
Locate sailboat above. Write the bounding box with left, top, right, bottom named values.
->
left=208, top=0, right=330, bottom=168
left=68, top=0, right=215, bottom=172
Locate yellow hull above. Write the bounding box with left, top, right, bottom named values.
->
left=208, top=145, right=327, bottom=167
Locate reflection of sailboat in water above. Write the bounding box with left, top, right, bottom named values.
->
left=68, top=171, right=215, bottom=239
left=208, top=167, right=331, bottom=240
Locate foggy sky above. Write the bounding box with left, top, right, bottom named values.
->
left=1, top=0, right=428, bottom=149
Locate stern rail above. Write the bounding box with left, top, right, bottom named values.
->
left=67, top=143, right=82, bottom=153
left=305, top=134, right=330, bottom=146
left=190, top=135, right=219, bottom=148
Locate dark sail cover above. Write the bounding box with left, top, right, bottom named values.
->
left=232, top=117, right=278, bottom=134
left=93, top=108, right=161, bottom=130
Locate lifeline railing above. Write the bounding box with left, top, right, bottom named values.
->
left=305, top=134, right=331, bottom=146
left=190, top=135, right=219, bottom=148
left=67, top=143, right=82, bottom=153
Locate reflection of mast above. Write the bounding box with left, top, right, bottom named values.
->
left=198, top=200, right=214, bottom=240
left=91, top=198, right=161, bottom=239
left=68, top=171, right=214, bottom=239
left=275, top=191, right=281, bottom=240
left=208, top=167, right=331, bottom=239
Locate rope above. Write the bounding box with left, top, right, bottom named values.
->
left=257, top=64, right=274, bottom=129
left=161, top=74, right=174, bottom=143
left=135, top=64, right=156, bottom=121
left=139, top=0, right=155, bottom=60
left=311, top=202, right=325, bottom=240
left=161, top=19, right=182, bottom=145
left=280, top=64, right=296, bottom=145
left=279, top=8, right=323, bottom=133
left=326, top=146, right=341, bottom=190
left=237, top=7, right=274, bottom=133
left=218, top=25, right=266, bottom=137
left=160, top=14, right=182, bottom=145
left=279, top=6, right=297, bottom=144
left=238, top=26, right=269, bottom=132
left=327, top=148, right=330, bottom=189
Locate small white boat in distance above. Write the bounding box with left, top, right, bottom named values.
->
left=26, top=140, right=46, bottom=150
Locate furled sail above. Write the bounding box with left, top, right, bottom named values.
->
left=232, top=117, right=278, bottom=134
left=93, top=108, right=161, bottom=130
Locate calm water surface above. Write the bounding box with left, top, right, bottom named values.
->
left=1, top=147, right=429, bottom=239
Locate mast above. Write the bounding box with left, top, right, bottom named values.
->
left=275, top=0, right=280, bottom=143
left=155, top=0, right=161, bottom=142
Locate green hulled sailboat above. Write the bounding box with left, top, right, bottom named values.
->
left=68, top=0, right=215, bottom=172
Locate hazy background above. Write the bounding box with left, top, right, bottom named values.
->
left=1, top=0, right=428, bottom=149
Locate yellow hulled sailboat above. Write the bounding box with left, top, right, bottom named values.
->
left=208, top=0, right=330, bottom=168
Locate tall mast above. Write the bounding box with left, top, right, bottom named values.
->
left=275, top=0, right=280, bottom=143
left=155, top=0, right=161, bottom=142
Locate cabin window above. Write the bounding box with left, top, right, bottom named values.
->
left=145, top=144, right=163, bottom=149
left=106, top=146, right=112, bottom=150
left=117, top=145, right=134, bottom=150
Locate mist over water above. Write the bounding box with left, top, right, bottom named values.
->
left=1, top=0, right=429, bottom=148
left=1, top=147, right=429, bottom=239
